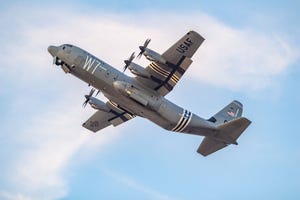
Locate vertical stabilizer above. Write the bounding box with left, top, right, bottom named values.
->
left=207, top=100, right=243, bottom=126
left=197, top=100, right=251, bottom=156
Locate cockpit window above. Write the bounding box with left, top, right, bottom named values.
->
left=61, top=44, right=72, bottom=50
left=61, top=45, right=72, bottom=54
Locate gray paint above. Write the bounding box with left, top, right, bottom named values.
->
left=47, top=31, right=251, bottom=156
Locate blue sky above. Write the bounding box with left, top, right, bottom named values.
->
left=0, top=1, right=299, bottom=200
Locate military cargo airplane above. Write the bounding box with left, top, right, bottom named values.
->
left=48, top=30, right=251, bottom=156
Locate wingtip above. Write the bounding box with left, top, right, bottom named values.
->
left=242, top=117, right=252, bottom=125
left=197, top=149, right=208, bottom=157
left=187, top=30, right=205, bottom=40
left=233, top=100, right=243, bottom=108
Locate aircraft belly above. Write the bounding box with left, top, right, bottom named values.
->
left=71, top=66, right=217, bottom=137
left=182, top=115, right=218, bottom=137
left=101, top=91, right=170, bottom=128
left=68, top=50, right=217, bottom=137
left=155, top=99, right=217, bottom=136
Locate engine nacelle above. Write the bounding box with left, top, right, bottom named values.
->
left=113, top=81, right=162, bottom=110
left=143, top=48, right=167, bottom=64
left=88, top=97, right=110, bottom=112
left=128, top=62, right=150, bottom=78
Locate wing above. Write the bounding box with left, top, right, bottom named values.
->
left=82, top=101, right=135, bottom=132
left=136, top=30, right=205, bottom=96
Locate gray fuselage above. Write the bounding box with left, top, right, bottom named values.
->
left=49, top=44, right=216, bottom=136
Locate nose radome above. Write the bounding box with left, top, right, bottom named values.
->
left=47, top=45, right=59, bottom=57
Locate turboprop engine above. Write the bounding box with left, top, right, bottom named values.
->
left=128, top=62, right=150, bottom=78
left=142, top=48, right=167, bottom=64
left=113, top=81, right=162, bottom=110
left=88, top=97, right=110, bottom=112
left=137, top=39, right=167, bottom=64
left=83, top=89, right=110, bottom=112
left=123, top=52, right=150, bottom=78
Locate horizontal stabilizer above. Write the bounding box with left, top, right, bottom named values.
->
left=197, top=137, right=228, bottom=156
left=197, top=117, right=251, bottom=156
left=217, top=117, right=251, bottom=144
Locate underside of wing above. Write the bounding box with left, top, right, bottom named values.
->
left=197, top=137, right=228, bottom=156
left=197, top=117, right=251, bottom=156
left=136, top=30, right=204, bottom=96
left=82, top=101, right=135, bottom=132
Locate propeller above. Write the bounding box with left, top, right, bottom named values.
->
left=83, top=88, right=95, bottom=108
left=123, top=52, right=135, bottom=72
left=96, top=89, right=101, bottom=96
left=137, top=38, right=151, bottom=58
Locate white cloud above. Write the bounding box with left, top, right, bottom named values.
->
left=0, top=4, right=298, bottom=200
left=0, top=191, right=32, bottom=200
left=1, top=9, right=297, bottom=91
left=191, top=15, right=298, bottom=91
left=103, top=168, right=178, bottom=200
left=1, top=98, right=120, bottom=200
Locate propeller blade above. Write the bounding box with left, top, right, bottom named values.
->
left=137, top=51, right=143, bottom=59
left=144, top=38, right=151, bottom=47
left=96, top=90, right=101, bottom=96
left=137, top=38, right=151, bottom=59
left=83, top=88, right=95, bottom=108
left=123, top=52, right=135, bottom=72
left=89, top=88, right=95, bottom=96
left=83, top=98, right=89, bottom=108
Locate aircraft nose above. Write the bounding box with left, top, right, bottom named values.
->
left=48, top=45, right=59, bottom=57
